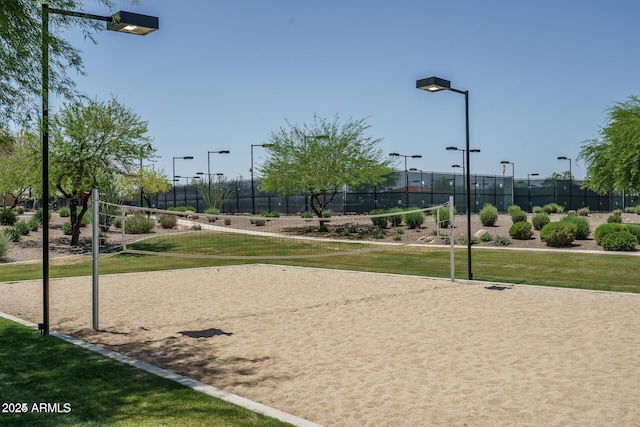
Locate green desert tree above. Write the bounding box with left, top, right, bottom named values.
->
left=579, top=96, right=640, bottom=195
left=0, top=1, right=137, bottom=127
left=50, top=97, right=152, bottom=245
left=260, top=115, right=394, bottom=218
left=0, top=130, right=41, bottom=208
left=120, top=165, right=170, bottom=209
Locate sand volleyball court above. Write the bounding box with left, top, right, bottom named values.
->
left=1, top=264, right=639, bottom=426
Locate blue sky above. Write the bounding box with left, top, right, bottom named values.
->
left=56, top=0, right=640, bottom=182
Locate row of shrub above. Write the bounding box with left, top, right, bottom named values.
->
left=369, top=208, right=426, bottom=229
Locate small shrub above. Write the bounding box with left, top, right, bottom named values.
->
left=260, top=210, right=281, bottom=218
left=374, top=229, right=386, bottom=239
left=158, top=214, right=177, bottom=229
left=479, top=203, right=498, bottom=226
left=636, top=205, right=640, bottom=214
left=607, top=214, right=622, bottom=223
left=15, top=220, right=31, bottom=236
left=394, top=227, right=404, bottom=235
left=112, top=217, right=122, bottom=229
left=492, top=236, right=511, bottom=246
left=507, top=205, right=522, bottom=215
left=0, top=208, right=17, bottom=226
left=600, top=231, right=637, bottom=251
left=62, top=222, right=73, bottom=235
left=191, top=224, right=202, bottom=230
left=540, top=222, right=576, bottom=247
left=393, top=233, right=402, bottom=241
left=58, top=207, right=71, bottom=217
left=509, top=221, right=533, bottom=240
left=224, top=218, right=231, bottom=225
left=531, top=213, right=550, bottom=230
left=34, top=208, right=50, bottom=224
left=387, top=208, right=403, bottom=227
left=434, top=206, right=451, bottom=228
left=460, top=235, right=480, bottom=245
left=167, top=206, right=196, bottom=213
left=404, top=209, right=425, bottom=229
left=370, top=209, right=389, bottom=228
left=322, top=209, right=333, bottom=218
left=253, top=219, right=266, bottom=226
left=566, top=210, right=577, bottom=216
left=577, top=207, right=590, bottom=216
left=300, top=211, right=313, bottom=219
left=0, top=233, right=11, bottom=259
left=561, top=215, right=590, bottom=240
left=594, top=223, right=627, bottom=245
left=124, top=214, right=155, bottom=234
left=27, top=217, right=39, bottom=232
left=532, top=206, right=543, bottom=214
left=542, top=203, right=564, bottom=214
left=2, top=228, right=21, bottom=243
left=479, top=232, right=493, bottom=242
left=612, top=208, right=622, bottom=216
left=510, top=210, right=527, bottom=224
left=625, top=207, right=636, bottom=213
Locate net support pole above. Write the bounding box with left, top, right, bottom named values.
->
left=92, top=188, right=99, bottom=330
left=449, top=196, right=455, bottom=282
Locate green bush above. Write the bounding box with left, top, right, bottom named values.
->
left=607, top=213, right=622, bottom=223
left=224, top=218, right=231, bottom=225
left=34, top=208, right=50, bottom=224
left=531, top=213, right=550, bottom=230
left=479, top=203, right=498, bottom=226
left=374, top=229, right=386, bottom=239
left=404, top=210, right=425, bottom=229
left=58, top=207, right=71, bottom=217
left=561, top=215, right=590, bottom=240
left=167, top=206, right=196, bottom=212
left=2, top=227, right=20, bottom=243
left=14, top=220, right=31, bottom=236
left=322, top=209, right=333, bottom=218
left=540, top=222, right=576, bottom=247
left=260, top=210, right=281, bottom=218
left=507, top=205, right=522, bottom=215
left=158, top=214, right=177, bottom=229
left=479, top=232, right=493, bottom=242
left=387, top=208, right=404, bottom=227
left=0, top=233, right=11, bottom=259
left=594, top=223, right=627, bottom=245
left=510, top=210, right=527, bottom=224
left=434, top=206, right=451, bottom=228
left=124, top=214, right=155, bottom=234
left=461, top=235, right=480, bottom=245
left=577, top=207, right=590, bottom=216
left=27, top=217, right=39, bottom=232
left=566, top=210, right=577, bottom=216
left=369, top=209, right=389, bottom=228
left=625, top=224, right=640, bottom=243
left=492, top=236, right=511, bottom=246
left=532, top=206, right=543, bottom=214
left=62, top=222, right=73, bottom=235
left=636, top=205, right=640, bottom=214
left=625, top=207, right=637, bottom=214
left=612, top=208, right=622, bottom=216
left=112, top=217, right=122, bottom=229
left=509, top=221, right=533, bottom=240
left=600, top=231, right=638, bottom=251
left=300, top=211, right=313, bottom=219
left=0, top=208, right=17, bottom=226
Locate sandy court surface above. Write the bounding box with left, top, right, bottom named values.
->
left=1, top=264, right=640, bottom=426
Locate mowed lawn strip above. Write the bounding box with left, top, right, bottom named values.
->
left=0, top=317, right=292, bottom=427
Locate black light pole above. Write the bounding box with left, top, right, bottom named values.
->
left=389, top=152, right=422, bottom=208
left=500, top=160, right=515, bottom=208
left=417, top=76, right=474, bottom=280
left=557, top=156, right=572, bottom=209
left=207, top=150, right=230, bottom=200
left=251, top=144, right=274, bottom=214
left=39, top=5, right=158, bottom=336
left=527, top=173, right=539, bottom=211
left=172, top=156, right=193, bottom=207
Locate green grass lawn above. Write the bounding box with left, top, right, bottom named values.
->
left=0, top=317, right=291, bottom=427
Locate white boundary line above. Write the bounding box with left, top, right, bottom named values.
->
left=0, top=311, right=323, bottom=427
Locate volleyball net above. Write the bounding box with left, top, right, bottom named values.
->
left=95, top=201, right=454, bottom=260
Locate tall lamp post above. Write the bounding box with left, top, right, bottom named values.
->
left=172, top=156, right=193, bottom=208
left=446, top=146, right=480, bottom=210
left=389, top=152, right=422, bottom=208
left=207, top=150, right=230, bottom=199
left=39, top=5, right=158, bottom=336
left=527, top=173, right=539, bottom=211
left=417, top=76, right=474, bottom=280
left=500, top=160, right=515, bottom=207
left=557, top=156, right=572, bottom=209
left=251, top=144, right=274, bottom=214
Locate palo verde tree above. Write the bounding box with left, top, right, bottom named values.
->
left=0, top=130, right=41, bottom=208
left=260, top=115, right=394, bottom=218
left=120, top=165, right=170, bottom=209
left=579, top=96, right=640, bottom=195
left=50, top=96, right=152, bottom=245
left=0, top=1, right=136, bottom=127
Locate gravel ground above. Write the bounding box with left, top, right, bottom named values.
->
left=1, top=210, right=639, bottom=264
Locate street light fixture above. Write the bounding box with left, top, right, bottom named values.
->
left=389, top=152, right=422, bottom=208
left=39, top=4, right=158, bottom=336
left=207, top=150, right=230, bottom=200
left=557, top=156, right=572, bottom=209
left=500, top=160, right=515, bottom=207
left=417, top=76, right=474, bottom=280
left=251, top=144, right=274, bottom=214
left=172, top=156, right=193, bottom=208
left=527, top=173, right=540, bottom=211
